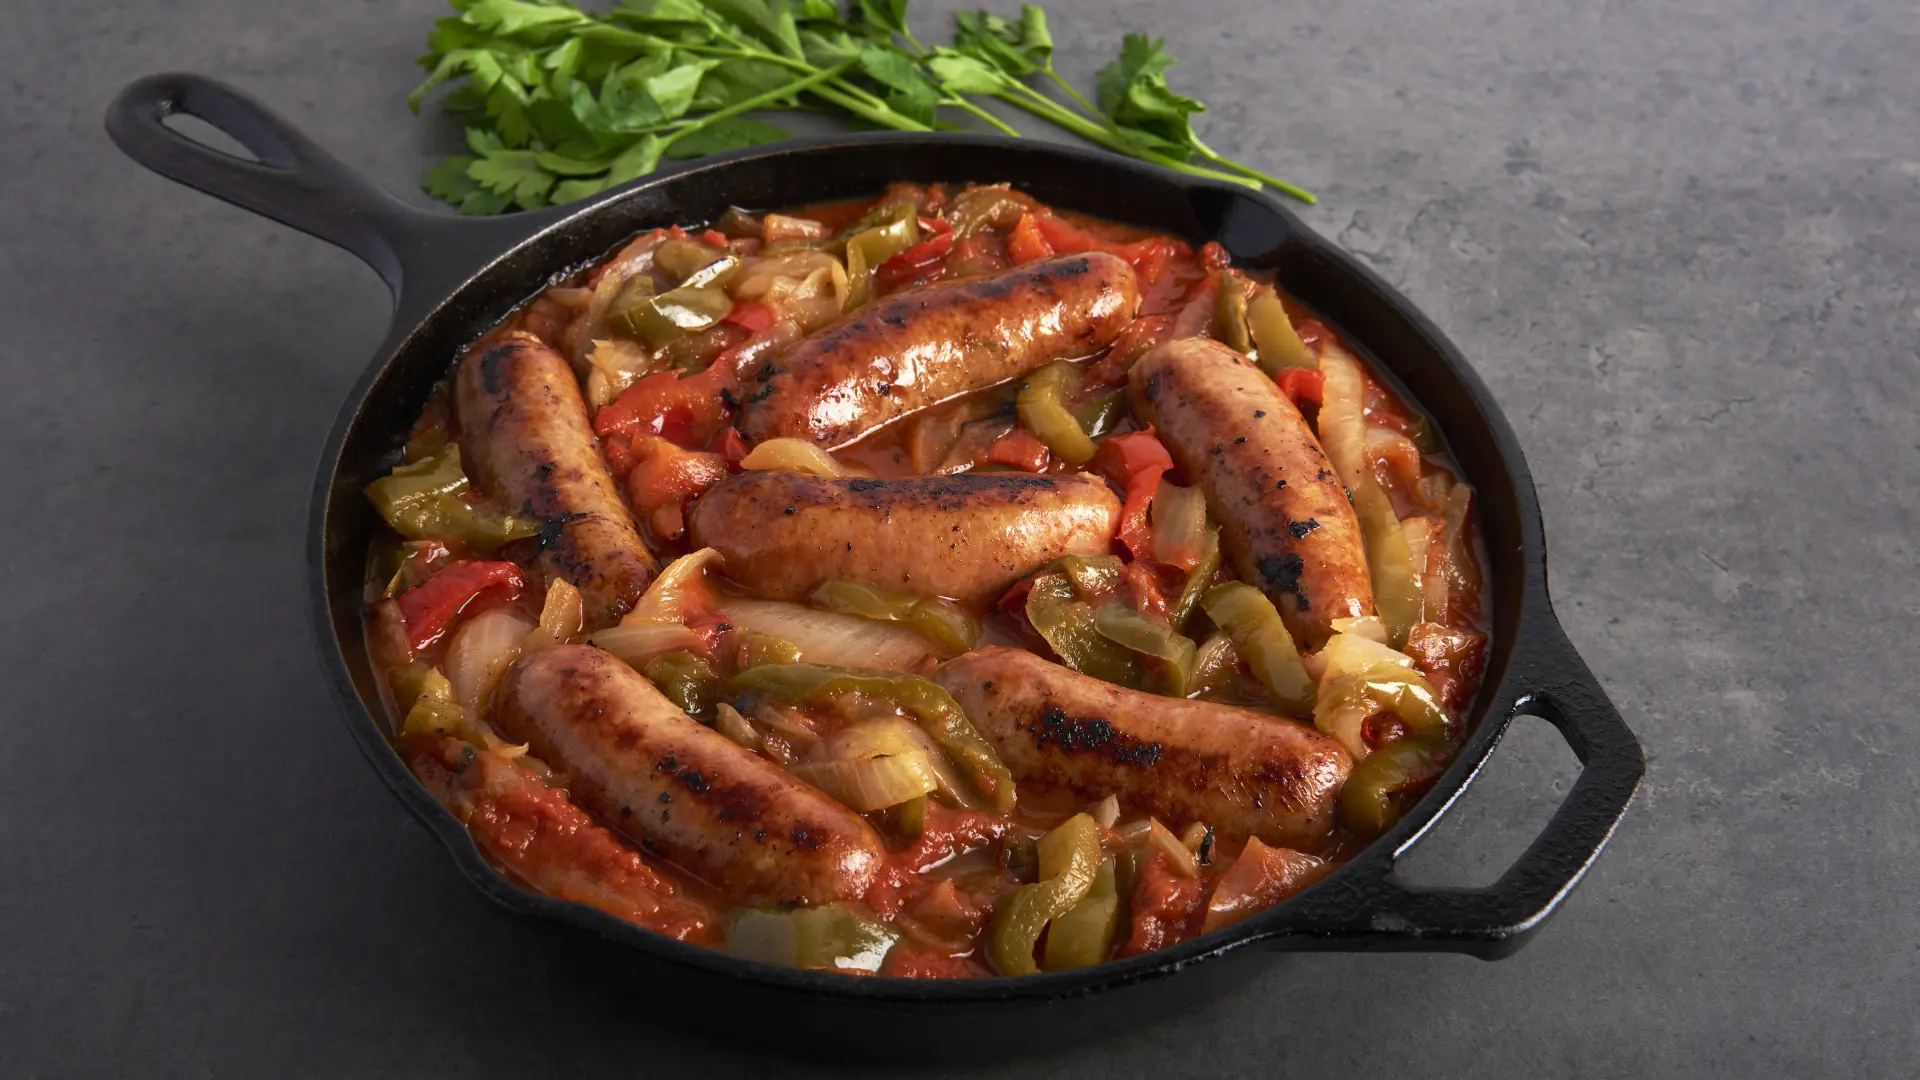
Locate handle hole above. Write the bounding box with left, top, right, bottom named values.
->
left=1394, top=714, right=1581, bottom=888
left=162, top=113, right=260, bottom=164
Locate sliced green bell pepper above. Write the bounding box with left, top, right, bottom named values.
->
left=987, top=813, right=1103, bottom=975
left=365, top=443, right=544, bottom=550
left=1200, top=583, right=1315, bottom=714
left=728, top=663, right=1016, bottom=814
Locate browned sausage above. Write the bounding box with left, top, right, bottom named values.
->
left=935, top=647, right=1352, bottom=849
left=1130, top=337, right=1372, bottom=647
left=494, top=645, right=886, bottom=907
left=686, top=470, right=1121, bottom=603
left=737, top=253, right=1141, bottom=448
left=456, top=333, right=657, bottom=628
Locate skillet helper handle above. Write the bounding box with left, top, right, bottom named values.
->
left=1292, top=615, right=1644, bottom=958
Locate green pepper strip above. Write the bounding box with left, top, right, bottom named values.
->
left=735, top=630, right=802, bottom=669
left=1042, top=856, right=1120, bottom=972
left=808, top=580, right=980, bottom=655
left=1338, top=736, right=1450, bottom=838
left=1026, top=575, right=1144, bottom=688
left=644, top=651, right=719, bottom=720
left=1069, top=387, right=1128, bottom=439
left=988, top=813, right=1102, bottom=976
left=1169, top=526, right=1222, bottom=633
left=729, top=904, right=901, bottom=973
left=843, top=208, right=920, bottom=309
left=1187, top=632, right=1239, bottom=697
left=728, top=663, right=1016, bottom=814
left=1093, top=604, right=1198, bottom=697
left=1200, top=583, right=1315, bottom=714
left=1247, top=289, right=1317, bottom=374
left=1215, top=272, right=1253, bottom=355
left=612, top=280, right=734, bottom=347
left=365, top=443, right=543, bottom=549
left=1042, top=554, right=1126, bottom=599
left=1017, top=361, right=1097, bottom=465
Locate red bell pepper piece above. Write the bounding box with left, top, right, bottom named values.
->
left=595, top=362, right=739, bottom=448
left=710, top=426, right=750, bottom=465
left=1005, top=213, right=1056, bottom=265
left=874, top=231, right=955, bottom=294
left=627, top=436, right=730, bottom=540
left=601, top=434, right=637, bottom=480
left=698, top=229, right=728, bottom=248
left=1275, top=367, right=1325, bottom=409
left=984, top=427, right=1051, bottom=472
left=396, top=561, right=527, bottom=652
left=723, top=300, right=778, bottom=333
left=1091, top=430, right=1174, bottom=561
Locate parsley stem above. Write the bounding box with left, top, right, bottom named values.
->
left=990, top=84, right=1261, bottom=191
left=664, top=60, right=860, bottom=150
left=1188, top=137, right=1317, bottom=204
left=948, top=97, right=1021, bottom=138
left=676, top=44, right=932, bottom=132
left=1043, top=69, right=1101, bottom=119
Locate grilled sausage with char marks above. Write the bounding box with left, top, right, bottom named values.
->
left=737, top=252, right=1141, bottom=448
left=494, top=645, right=887, bottom=906
left=936, top=647, right=1352, bottom=849
left=456, top=332, right=658, bottom=628
left=686, top=470, right=1121, bottom=603
left=1130, top=337, right=1372, bottom=647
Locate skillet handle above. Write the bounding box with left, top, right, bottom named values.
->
left=1281, top=613, right=1644, bottom=959
left=104, top=72, right=532, bottom=310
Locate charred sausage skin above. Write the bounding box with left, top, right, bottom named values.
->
left=1130, top=337, right=1373, bottom=647
left=456, top=333, right=658, bottom=628
left=494, top=645, right=887, bottom=907
left=737, top=253, right=1142, bottom=448
left=686, top=470, right=1121, bottom=603
left=936, top=647, right=1353, bottom=850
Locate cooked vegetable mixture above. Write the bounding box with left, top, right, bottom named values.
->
left=364, top=183, right=1488, bottom=977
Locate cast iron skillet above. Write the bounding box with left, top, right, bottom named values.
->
left=107, top=72, right=1644, bottom=1053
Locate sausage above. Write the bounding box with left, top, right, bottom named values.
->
left=1130, top=337, right=1372, bottom=647
left=936, top=648, right=1352, bottom=850
left=401, top=733, right=716, bottom=943
left=686, top=470, right=1121, bottom=603
left=456, top=333, right=658, bottom=628
left=737, top=253, right=1142, bottom=448
left=494, top=645, right=886, bottom=906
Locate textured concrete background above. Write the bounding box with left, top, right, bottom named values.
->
left=3, top=0, right=1916, bottom=1074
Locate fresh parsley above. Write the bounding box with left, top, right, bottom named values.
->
left=413, top=0, right=1315, bottom=214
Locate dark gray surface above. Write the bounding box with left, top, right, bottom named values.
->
left=4, top=0, right=1915, bottom=1075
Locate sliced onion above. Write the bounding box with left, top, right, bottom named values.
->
left=1150, top=480, right=1208, bottom=571
left=1090, top=794, right=1121, bottom=829
left=1144, top=818, right=1200, bottom=878
left=1317, top=629, right=1415, bottom=683
left=788, top=750, right=941, bottom=811
left=750, top=701, right=821, bottom=745
left=523, top=578, right=585, bottom=652
left=826, top=717, right=976, bottom=809
left=1200, top=838, right=1329, bottom=933
left=714, top=597, right=934, bottom=672
left=446, top=608, right=535, bottom=708
left=1327, top=615, right=1390, bottom=644
left=714, top=703, right=763, bottom=752
left=739, top=437, right=848, bottom=478
left=1321, top=343, right=1422, bottom=644
left=589, top=622, right=703, bottom=671
left=623, top=547, right=723, bottom=626
left=567, top=231, right=667, bottom=367
left=583, top=337, right=656, bottom=409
